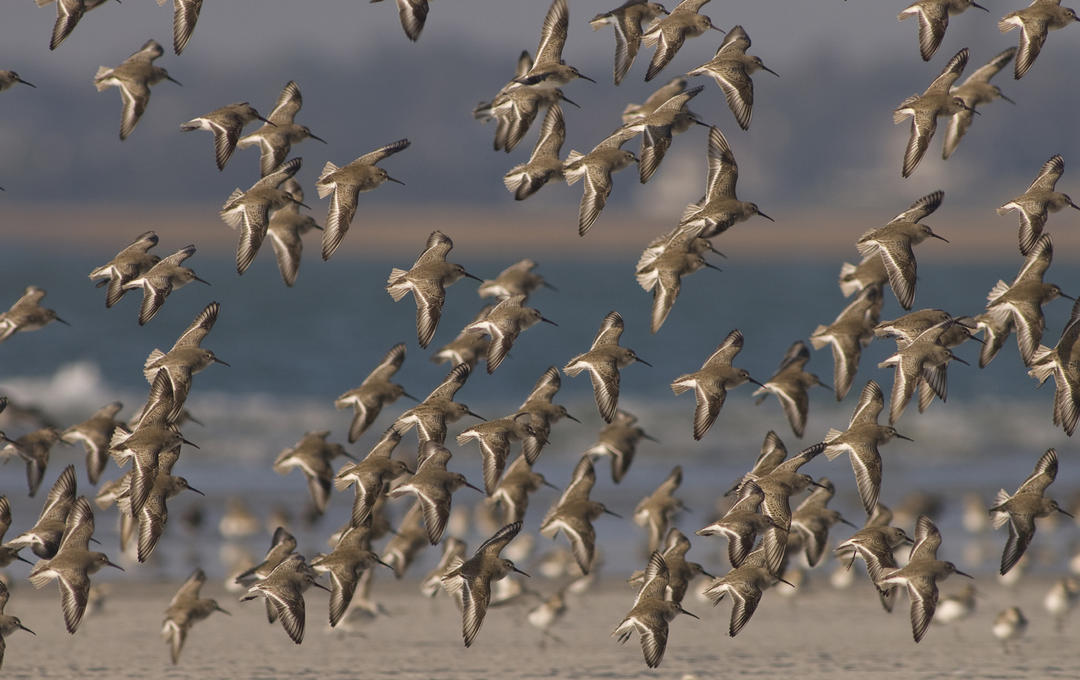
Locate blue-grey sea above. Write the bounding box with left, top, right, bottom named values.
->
left=1, top=244, right=1077, bottom=581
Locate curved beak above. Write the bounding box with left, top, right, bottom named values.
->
left=385, top=176, right=406, bottom=186
left=18, top=78, right=36, bottom=88
left=971, top=1, right=988, bottom=9
left=312, top=579, right=332, bottom=593
left=635, top=357, right=653, bottom=367
left=464, top=480, right=485, bottom=494
left=929, top=232, right=950, bottom=243
left=762, top=65, right=780, bottom=77
left=466, top=410, right=486, bottom=421
left=559, top=94, right=581, bottom=109
left=512, top=565, right=531, bottom=577
left=778, top=577, right=797, bottom=588
left=756, top=210, right=775, bottom=222
left=107, top=560, right=125, bottom=571
left=703, top=262, right=722, bottom=272
left=1058, top=507, right=1075, bottom=518
left=464, top=272, right=485, bottom=283
left=213, top=357, right=230, bottom=367
left=181, top=438, right=201, bottom=449
left=309, top=132, right=328, bottom=144
left=375, top=556, right=395, bottom=570
left=955, top=568, right=974, bottom=579
left=947, top=352, right=969, bottom=366
left=564, top=412, right=581, bottom=423
left=577, top=73, right=596, bottom=84
left=678, top=605, right=700, bottom=619
left=894, top=433, right=914, bottom=442
left=188, top=486, right=205, bottom=496
left=166, top=75, right=182, bottom=86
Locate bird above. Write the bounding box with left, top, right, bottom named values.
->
left=752, top=340, right=829, bottom=438
left=621, top=76, right=688, bottom=122
left=488, top=453, right=557, bottom=525
left=477, top=63, right=578, bottom=154
left=697, top=480, right=778, bottom=568
left=838, top=254, right=888, bottom=299
left=752, top=442, right=827, bottom=576
left=635, top=225, right=722, bottom=333
left=641, top=0, right=723, bottom=82
left=420, top=536, right=467, bottom=601
left=585, top=409, right=656, bottom=483
left=233, top=527, right=298, bottom=589
left=877, top=320, right=970, bottom=424
left=220, top=157, right=306, bottom=275
left=810, top=285, right=884, bottom=401
left=892, top=48, right=976, bottom=177
left=121, top=244, right=208, bottom=325
left=386, top=230, right=483, bottom=348
left=309, top=524, right=392, bottom=627
left=1044, top=576, right=1080, bottom=631
left=88, top=231, right=160, bottom=308
left=316, top=138, right=409, bottom=260
left=789, top=477, right=855, bottom=567
left=997, top=154, right=1079, bottom=255
left=240, top=553, right=330, bottom=644
left=380, top=500, right=431, bottom=578
left=392, top=362, right=483, bottom=445
left=933, top=583, right=977, bottom=625
left=823, top=380, right=913, bottom=514
left=0, top=580, right=34, bottom=670
left=334, top=427, right=412, bottom=527
left=335, top=343, right=412, bottom=443
left=157, top=0, right=204, bottom=55
left=181, top=102, right=272, bottom=171
left=389, top=441, right=482, bottom=544
left=0, top=285, right=68, bottom=345
left=855, top=190, right=949, bottom=310
left=687, top=25, right=779, bottom=131
left=441, top=521, right=528, bottom=647
left=371, top=0, right=431, bottom=42
left=992, top=606, right=1028, bottom=650
left=141, top=301, right=227, bottom=422
left=27, top=497, right=123, bottom=634
left=4, top=465, right=77, bottom=559
left=503, top=104, right=567, bottom=201
left=564, top=310, right=651, bottom=423
left=512, top=0, right=595, bottom=89
left=723, top=430, right=788, bottom=495
left=431, top=306, right=493, bottom=370
left=237, top=81, right=327, bottom=178
left=613, top=551, right=698, bottom=668
left=834, top=509, right=913, bottom=613
left=1, top=426, right=64, bottom=498
left=120, top=455, right=202, bottom=562
left=265, top=179, right=322, bottom=287
left=627, top=528, right=712, bottom=604
left=463, top=294, right=557, bottom=373
left=898, top=0, right=989, bottom=61
left=0, top=71, right=36, bottom=91
left=541, top=455, right=620, bottom=574
left=633, top=466, right=686, bottom=553
left=678, top=126, right=772, bottom=238
left=705, top=546, right=791, bottom=637
left=42, top=0, right=115, bottom=51
left=989, top=448, right=1071, bottom=575
left=273, top=431, right=354, bottom=516
left=563, top=129, right=639, bottom=235
left=942, top=47, right=1016, bottom=159
left=999, top=0, right=1079, bottom=78
left=0, top=496, right=30, bottom=569
left=1028, top=297, right=1080, bottom=435
left=61, top=401, right=123, bottom=485
left=477, top=259, right=556, bottom=302
left=590, top=0, right=670, bottom=84
left=457, top=413, right=541, bottom=494
left=671, top=329, right=763, bottom=440
left=93, top=39, right=180, bottom=140
left=614, top=84, right=706, bottom=183
left=161, top=567, right=229, bottom=665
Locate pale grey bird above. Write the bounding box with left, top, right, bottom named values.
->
left=834, top=511, right=913, bottom=613
left=585, top=409, right=656, bottom=483
left=157, top=0, right=204, bottom=55
left=633, top=466, right=686, bottom=553
left=477, top=259, right=555, bottom=302
left=810, top=285, right=884, bottom=400
left=723, top=430, right=787, bottom=495
left=237, top=81, right=327, bottom=177
left=503, top=104, right=567, bottom=201
left=142, top=301, right=227, bottom=422
left=0, top=580, right=34, bottom=670
left=838, top=254, right=888, bottom=298
left=564, top=129, right=639, bottom=235
left=0, top=286, right=68, bottom=345
left=753, top=442, right=827, bottom=576
left=613, top=551, right=698, bottom=668
left=309, top=524, right=392, bottom=627
left=479, top=77, right=578, bottom=153
left=513, top=0, right=595, bottom=89
left=999, top=0, right=1079, bottom=78
left=464, top=294, right=557, bottom=373
left=671, top=329, right=763, bottom=441
left=752, top=340, right=829, bottom=438
left=233, top=527, right=297, bottom=588
left=0, top=70, right=36, bottom=91
left=893, top=48, right=976, bottom=177
left=220, top=157, right=305, bottom=275
left=989, top=448, right=1071, bottom=575
left=317, top=139, right=409, bottom=259
left=335, top=343, right=412, bottom=443
left=678, top=126, right=772, bottom=238
left=61, top=401, right=123, bottom=485
left=997, top=154, right=1079, bottom=254
left=389, top=441, right=483, bottom=544
left=992, top=606, right=1028, bottom=650
left=122, top=244, right=208, bottom=325
left=641, top=0, right=724, bottom=81
left=380, top=500, right=430, bottom=578
left=88, top=231, right=160, bottom=308
left=540, top=455, right=620, bottom=574
left=789, top=477, right=855, bottom=567
left=943, top=47, right=1016, bottom=159
left=181, top=102, right=272, bottom=171
left=420, top=536, right=467, bottom=600
left=121, top=454, right=202, bottom=563
left=161, top=567, right=229, bottom=665
left=392, top=362, right=483, bottom=445
left=564, top=310, right=651, bottom=423
left=266, top=179, right=322, bottom=287
left=627, top=528, right=712, bottom=604
left=371, top=0, right=430, bottom=42
left=240, top=553, right=330, bottom=644
left=386, top=230, right=483, bottom=348
left=333, top=427, right=413, bottom=527
left=899, top=0, right=989, bottom=61
left=590, top=0, right=670, bottom=84
left=93, top=39, right=180, bottom=140
left=273, top=431, right=354, bottom=516
left=687, top=25, right=779, bottom=131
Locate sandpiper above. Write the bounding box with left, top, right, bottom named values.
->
left=591, top=0, right=670, bottom=84
left=992, top=606, right=1027, bottom=650
left=540, top=455, right=620, bottom=574
left=636, top=225, right=722, bottom=333
left=0, top=580, right=33, bottom=669
left=754, top=442, right=826, bottom=576
left=942, top=47, right=1016, bottom=159
left=0, top=286, right=68, bottom=345
left=838, top=255, right=888, bottom=299
left=386, top=230, right=482, bottom=348
left=477, top=259, right=555, bottom=302
left=893, top=48, right=975, bottom=177
left=633, top=466, right=685, bottom=553
left=877, top=320, right=969, bottom=424
left=310, top=524, right=392, bottom=626
left=489, top=453, right=557, bottom=525
left=515, top=366, right=578, bottom=462
left=94, top=39, right=180, bottom=140
left=628, top=528, right=712, bottom=603
left=503, top=104, right=566, bottom=201
left=513, top=0, right=595, bottom=88
left=615, top=84, right=706, bottom=183
left=464, top=294, right=557, bottom=373
left=181, top=102, right=272, bottom=171
left=789, top=477, right=855, bottom=567
left=1044, top=576, right=1080, bottom=631
left=159, top=0, right=204, bottom=54
left=613, top=551, right=698, bottom=667
left=431, top=306, right=493, bottom=370
left=0, top=71, right=35, bottom=91
left=43, top=0, right=116, bottom=51
left=266, top=179, right=322, bottom=287
left=564, top=310, right=651, bottom=422
left=317, top=139, right=409, bottom=260
left=122, top=244, right=208, bottom=325
left=0, top=496, right=29, bottom=568
left=898, top=0, right=989, bottom=61
left=334, top=427, right=412, bottom=527
left=389, top=441, right=482, bottom=544
left=585, top=409, right=656, bottom=483
left=161, top=567, right=229, bottom=665
left=563, top=129, right=639, bottom=235
left=420, top=536, right=466, bottom=601
left=220, top=157, right=305, bottom=274
left=240, top=553, right=330, bottom=644
left=61, top=402, right=123, bottom=485
left=752, top=340, right=828, bottom=438
left=687, top=25, right=778, bottom=131
left=725, top=430, right=787, bottom=494
left=698, top=480, right=777, bottom=568
left=4, top=465, right=76, bottom=559
left=834, top=510, right=913, bottom=612
left=273, top=431, right=354, bottom=516
left=392, top=362, right=483, bottom=445
left=457, top=413, right=540, bottom=494
left=705, top=546, right=791, bottom=637
left=999, top=1, right=1078, bottom=78
left=479, top=79, right=577, bottom=153
left=641, top=0, right=724, bottom=81
left=370, top=0, right=430, bottom=42
left=233, top=527, right=297, bottom=588
left=1028, top=297, right=1080, bottom=435
left=122, top=455, right=202, bottom=562
left=142, top=301, right=227, bottom=422
left=335, top=343, right=412, bottom=443
left=933, top=583, right=976, bottom=625
left=997, top=154, right=1079, bottom=254
left=381, top=500, right=430, bottom=578
left=990, top=448, right=1071, bottom=574
left=237, top=81, right=327, bottom=177
left=622, top=77, right=687, bottom=122
left=671, top=329, right=762, bottom=440
left=1, top=426, right=64, bottom=498
left=89, top=231, right=160, bottom=308
left=678, top=126, right=772, bottom=238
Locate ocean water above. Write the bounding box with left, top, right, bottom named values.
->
left=0, top=244, right=1077, bottom=581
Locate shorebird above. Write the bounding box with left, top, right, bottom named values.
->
left=990, top=448, right=1071, bottom=575
left=0, top=71, right=35, bottom=91
left=614, top=84, right=706, bottom=183
left=752, top=340, right=828, bottom=438
left=1029, top=297, right=1080, bottom=435
left=317, top=138, right=409, bottom=259
left=705, top=546, right=791, bottom=637
left=875, top=311, right=978, bottom=415
left=240, top=553, right=330, bottom=644
left=61, top=402, right=123, bottom=485
left=464, top=294, right=557, bottom=373
left=823, top=380, right=913, bottom=514
left=838, top=254, right=888, bottom=299
left=984, top=233, right=1072, bottom=365
left=933, top=583, right=976, bottom=625
left=541, top=455, right=620, bottom=574
left=997, top=154, right=1079, bottom=254
left=0, top=580, right=33, bottom=669
left=834, top=509, right=913, bottom=612
left=158, top=0, right=204, bottom=54
left=975, top=310, right=1015, bottom=368
left=142, top=301, right=227, bottom=422
left=441, top=521, right=528, bottom=647
left=856, top=190, right=948, bottom=309
left=943, top=47, right=1016, bottom=159
left=477, top=259, right=556, bottom=302
left=877, top=320, right=969, bottom=424
left=122, top=244, right=208, bottom=325
left=641, top=0, right=723, bottom=82
left=265, top=179, right=322, bottom=287
left=334, top=427, right=412, bottom=527
left=122, top=456, right=202, bottom=562
left=237, top=81, right=327, bottom=177
left=503, top=104, right=566, bottom=201
left=724, top=430, right=787, bottom=494
left=1044, top=576, right=1080, bottom=631
left=181, top=102, right=272, bottom=171
left=687, top=25, right=778, bottom=131
left=161, top=567, right=228, bottom=665
left=628, top=528, right=712, bottom=604
left=380, top=500, right=430, bottom=578
left=999, top=0, right=1078, bottom=78
left=89, top=231, right=160, bottom=308
left=392, top=362, right=483, bottom=445
left=992, top=606, right=1028, bottom=650
left=698, top=480, right=777, bottom=568
left=335, top=343, right=412, bottom=443
left=564, top=129, right=639, bottom=235
left=489, top=453, right=557, bottom=525
left=94, top=39, right=180, bottom=140
left=634, top=466, right=685, bottom=553
left=310, top=525, right=392, bottom=626
left=585, top=409, right=656, bottom=483
left=4, top=465, right=76, bottom=559
left=389, top=441, right=482, bottom=544
left=513, top=0, right=595, bottom=89
left=370, top=0, right=430, bottom=41
left=274, top=431, right=354, bottom=516
left=678, top=126, right=772, bottom=238
left=386, top=230, right=482, bottom=348
left=0, top=286, right=68, bottom=345
left=564, top=310, right=651, bottom=423
left=613, top=552, right=698, bottom=668
left=1, top=426, right=64, bottom=498
left=789, top=477, right=855, bottom=567
left=420, top=536, right=467, bottom=601
left=591, top=0, right=670, bottom=84
left=28, top=497, right=122, bottom=634
left=507, top=364, right=574, bottom=460
left=893, top=48, right=976, bottom=177
left=671, top=329, right=762, bottom=440
left=635, top=225, right=722, bottom=333
left=622, top=76, right=687, bottom=122
left=233, top=527, right=297, bottom=588
left=0, top=496, right=28, bottom=568
left=898, top=0, right=989, bottom=61
left=220, top=157, right=305, bottom=274
left=431, top=306, right=492, bottom=370
left=457, top=413, right=541, bottom=494
left=41, top=0, right=115, bottom=51
left=476, top=54, right=578, bottom=154
left=753, top=442, right=826, bottom=576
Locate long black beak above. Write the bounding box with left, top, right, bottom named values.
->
left=972, top=1, right=988, bottom=11
left=564, top=412, right=581, bottom=423
left=464, top=272, right=485, bottom=283
left=466, top=410, right=486, bottom=421
left=778, top=577, right=797, bottom=588
left=603, top=507, right=622, bottom=519
left=512, top=565, right=531, bottom=577
left=167, top=75, right=182, bottom=86
left=1058, top=507, right=1075, bottom=519
left=678, top=605, right=700, bottom=619
left=999, top=92, right=1015, bottom=105
left=704, top=262, right=722, bottom=272
left=107, top=560, right=125, bottom=571
left=894, top=433, right=914, bottom=442
left=16, top=553, right=33, bottom=565
left=213, top=357, right=231, bottom=367
left=18, top=78, right=36, bottom=88
left=642, top=433, right=659, bottom=443
left=948, top=352, right=969, bottom=366
left=748, top=377, right=765, bottom=388
left=541, top=479, right=559, bottom=490
left=194, top=275, right=212, bottom=286
left=757, top=210, right=775, bottom=222
left=464, top=480, right=485, bottom=494
left=955, top=568, right=974, bottom=579
left=710, top=24, right=725, bottom=32
left=762, top=65, right=780, bottom=77
left=635, top=357, right=653, bottom=367
left=309, top=132, right=328, bottom=144
left=257, top=115, right=277, bottom=127
left=541, top=317, right=558, bottom=326
left=386, top=176, right=406, bottom=186
left=55, top=316, right=71, bottom=326
left=930, top=232, right=950, bottom=243
left=182, top=438, right=201, bottom=449
left=188, top=486, right=205, bottom=496
left=216, top=605, right=232, bottom=615
left=542, top=280, right=559, bottom=291
left=402, top=391, right=420, bottom=402
left=312, top=579, right=332, bottom=593
left=1060, top=292, right=1076, bottom=301
left=375, top=556, right=395, bottom=570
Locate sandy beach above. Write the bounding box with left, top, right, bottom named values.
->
left=1, top=572, right=1076, bottom=679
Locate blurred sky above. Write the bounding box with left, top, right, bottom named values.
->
left=0, top=0, right=1078, bottom=254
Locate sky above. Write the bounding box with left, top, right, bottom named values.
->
left=0, top=0, right=1078, bottom=254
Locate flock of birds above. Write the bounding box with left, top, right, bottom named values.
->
left=0, top=0, right=1079, bottom=672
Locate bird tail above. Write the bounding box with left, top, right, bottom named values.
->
left=93, top=67, right=114, bottom=90
left=838, top=262, right=859, bottom=297
left=386, top=268, right=411, bottom=301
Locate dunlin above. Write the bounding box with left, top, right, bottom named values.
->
left=1028, top=297, right=1080, bottom=435
left=634, top=466, right=685, bottom=553
left=875, top=311, right=977, bottom=415
left=622, top=76, right=688, bottom=122
left=389, top=441, right=483, bottom=544
left=725, top=430, right=787, bottom=495
left=1, top=426, right=64, bottom=497
left=834, top=512, right=913, bottom=612
left=516, top=366, right=579, bottom=462
left=477, top=259, right=555, bottom=302
left=489, top=453, right=557, bottom=525
left=464, top=294, right=557, bottom=373
left=933, top=583, right=976, bottom=625
left=381, top=500, right=431, bottom=578
left=641, top=0, right=723, bottom=81
left=335, top=343, right=412, bottom=443
left=234, top=527, right=297, bottom=588
left=0, top=496, right=29, bottom=568
left=0, top=286, right=68, bottom=345
left=671, top=329, right=762, bottom=440
left=563, top=129, right=639, bottom=235
left=628, top=529, right=712, bottom=604
left=94, top=39, right=180, bottom=140
left=943, top=47, right=1016, bottom=159
left=220, top=157, right=305, bottom=274
left=161, top=567, right=229, bottom=665
left=0, top=71, right=35, bottom=91
left=789, top=477, right=855, bottom=567
left=142, top=301, right=227, bottom=422
left=309, top=524, right=392, bottom=626
left=893, top=48, right=975, bottom=177
left=479, top=80, right=577, bottom=154
left=237, top=81, right=327, bottom=178
left=752, top=340, right=828, bottom=438
left=678, top=126, right=772, bottom=238
left=4, top=465, right=76, bottom=558
left=61, top=402, right=123, bottom=485
left=513, top=0, right=595, bottom=88
left=158, top=0, right=204, bottom=55
left=122, top=244, right=208, bottom=325
left=590, top=0, right=670, bottom=84
left=1044, top=576, right=1080, bottom=630
left=838, top=254, right=888, bottom=299
left=273, top=431, right=354, bottom=516
left=181, top=102, right=272, bottom=170
left=0, top=580, right=34, bottom=669
left=616, top=84, right=706, bottom=183
left=392, top=362, right=483, bottom=445
left=687, top=25, right=778, bottom=130
left=122, top=455, right=202, bottom=562
left=334, top=427, right=412, bottom=527
left=431, top=306, right=493, bottom=370
left=540, top=455, right=620, bottom=574
left=877, top=320, right=969, bottom=424
left=420, top=536, right=466, bottom=601
left=636, top=225, right=722, bottom=333
left=564, top=310, right=651, bottom=422
left=898, top=0, right=989, bottom=61
left=585, top=409, right=656, bottom=483
left=503, top=104, right=566, bottom=200
left=89, top=231, right=160, bottom=308
left=43, top=0, right=115, bottom=51
left=697, top=480, right=778, bottom=568
left=240, top=553, right=330, bottom=644
left=457, top=413, right=540, bottom=494
left=705, top=546, right=791, bottom=637
left=266, top=179, right=322, bottom=287
left=997, top=154, right=1079, bottom=254
left=999, top=1, right=1078, bottom=78
left=990, top=448, right=1071, bottom=574
left=613, top=552, right=698, bottom=668
left=371, top=0, right=430, bottom=42
left=992, top=606, right=1027, bottom=650
left=754, top=442, right=826, bottom=576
